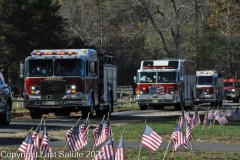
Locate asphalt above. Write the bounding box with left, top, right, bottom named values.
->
left=1, top=139, right=240, bottom=152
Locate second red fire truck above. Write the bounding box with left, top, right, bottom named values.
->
left=195, top=70, right=224, bottom=107
left=18, top=49, right=117, bottom=119
left=135, top=59, right=196, bottom=110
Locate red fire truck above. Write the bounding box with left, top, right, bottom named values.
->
left=195, top=70, right=224, bottom=107
left=135, top=59, right=196, bottom=110
left=224, top=78, right=240, bottom=102
left=18, top=49, right=117, bottom=119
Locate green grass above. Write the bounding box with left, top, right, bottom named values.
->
left=5, top=104, right=240, bottom=159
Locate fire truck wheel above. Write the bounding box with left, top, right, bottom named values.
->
left=218, top=100, right=223, bottom=106
left=211, top=102, right=216, bottom=107
left=159, top=105, right=164, bottom=110
left=95, top=110, right=103, bottom=117
left=140, top=105, right=147, bottom=110
left=82, top=94, right=95, bottom=118
left=153, top=106, right=159, bottom=110
left=30, top=110, right=43, bottom=119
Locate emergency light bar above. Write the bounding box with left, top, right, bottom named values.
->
left=142, top=66, right=173, bottom=69
left=31, top=51, right=78, bottom=56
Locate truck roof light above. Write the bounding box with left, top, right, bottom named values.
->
left=31, top=51, right=78, bottom=56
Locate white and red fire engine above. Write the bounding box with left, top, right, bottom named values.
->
left=135, top=59, right=196, bottom=110
left=195, top=70, right=224, bottom=107
left=224, top=78, right=240, bottom=102
left=18, top=49, right=117, bottom=119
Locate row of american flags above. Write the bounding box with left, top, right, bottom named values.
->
left=1, top=106, right=239, bottom=160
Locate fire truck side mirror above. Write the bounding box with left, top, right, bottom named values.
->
left=133, top=76, right=136, bottom=83
left=19, top=61, right=25, bottom=79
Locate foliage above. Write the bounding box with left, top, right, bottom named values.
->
left=1, top=0, right=240, bottom=85
left=0, top=0, right=67, bottom=84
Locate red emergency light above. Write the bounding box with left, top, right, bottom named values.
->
left=31, top=51, right=78, bottom=56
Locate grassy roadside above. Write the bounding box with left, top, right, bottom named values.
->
left=4, top=102, right=240, bottom=159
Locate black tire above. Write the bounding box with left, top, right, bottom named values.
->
left=55, top=112, right=62, bottom=116
left=153, top=106, right=159, bottom=110
left=95, top=110, right=103, bottom=117
left=1, top=101, right=11, bottom=125
left=140, top=105, right=147, bottom=110
left=30, top=110, right=43, bottom=119
left=218, top=100, right=223, bottom=106
left=109, top=91, right=114, bottom=113
left=159, top=105, right=164, bottom=110
left=211, top=101, right=217, bottom=107
left=62, top=111, right=71, bottom=116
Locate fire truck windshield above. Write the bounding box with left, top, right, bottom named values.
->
left=138, top=71, right=178, bottom=83
left=197, top=76, right=214, bottom=85
left=28, top=59, right=53, bottom=76
left=54, top=59, right=84, bottom=76
left=27, top=59, right=85, bottom=77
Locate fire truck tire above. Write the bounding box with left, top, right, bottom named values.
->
left=140, top=105, right=147, bottom=110
left=218, top=100, right=223, bottom=106
left=159, top=105, right=164, bottom=110
left=82, top=93, right=95, bottom=118
left=95, top=110, right=103, bottom=117
left=211, top=101, right=216, bottom=107
left=153, top=106, right=159, bottom=110
left=30, top=110, right=43, bottom=119
left=109, top=90, right=114, bottom=113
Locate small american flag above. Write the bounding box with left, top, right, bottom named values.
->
left=32, top=123, right=42, bottom=149
left=115, top=133, right=125, bottom=160
left=185, top=120, right=194, bottom=142
left=18, top=133, right=38, bottom=160
left=203, top=112, right=210, bottom=126
left=141, top=124, right=162, bottom=152
left=93, top=121, right=105, bottom=147
left=103, top=119, right=113, bottom=140
left=192, top=108, right=201, bottom=127
left=214, top=108, right=219, bottom=117
left=215, top=113, right=228, bottom=125
left=40, top=125, right=52, bottom=157
left=79, top=120, right=89, bottom=148
left=233, top=106, right=240, bottom=120
left=227, top=107, right=233, bottom=117
left=66, top=124, right=82, bottom=152
left=179, top=110, right=186, bottom=129
left=208, top=109, right=214, bottom=121
left=170, top=123, right=188, bottom=151
left=92, top=138, right=115, bottom=160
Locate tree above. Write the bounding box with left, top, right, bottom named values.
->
left=0, top=0, right=67, bottom=83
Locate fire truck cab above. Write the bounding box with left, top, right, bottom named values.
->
left=135, top=59, right=196, bottom=110
left=224, top=78, right=240, bottom=102
left=18, top=49, right=117, bottom=119
left=195, top=70, right=224, bottom=107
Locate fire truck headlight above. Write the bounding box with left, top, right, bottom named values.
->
left=231, top=89, right=236, bottom=92
left=30, top=86, right=40, bottom=94
left=67, top=85, right=76, bottom=93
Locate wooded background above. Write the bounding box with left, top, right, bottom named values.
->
left=0, top=0, right=240, bottom=86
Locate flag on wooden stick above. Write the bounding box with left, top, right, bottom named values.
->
left=40, top=125, right=52, bottom=157
left=115, top=133, right=125, bottom=160
left=18, top=133, right=37, bottom=160
left=32, top=122, right=42, bottom=149
left=92, top=138, right=115, bottom=160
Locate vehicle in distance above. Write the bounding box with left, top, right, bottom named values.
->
left=0, top=72, right=12, bottom=125
left=224, top=79, right=240, bottom=102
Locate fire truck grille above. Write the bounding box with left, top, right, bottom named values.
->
left=40, top=80, right=66, bottom=97
left=196, top=88, right=203, bottom=98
